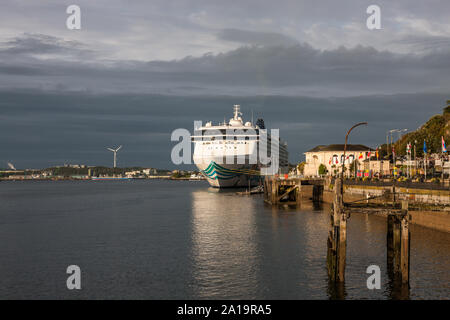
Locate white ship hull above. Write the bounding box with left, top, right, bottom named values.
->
left=194, top=159, right=261, bottom=188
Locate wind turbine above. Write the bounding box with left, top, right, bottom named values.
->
left=7, top=162, right=16, bottom=170
left=107, top=145, right=122, bottom=168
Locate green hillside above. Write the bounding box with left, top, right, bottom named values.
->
left=392, top=102, right=449, bottom=157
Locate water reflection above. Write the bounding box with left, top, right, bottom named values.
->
left=1, top=181, right=448, bottom=299
left=327, top=281, right=347, bottom=300
left=190, top=188, right=260, bottom=299
left=387, top=279, right=410, bottom=300
left=188, top=185, right=450, bottom=299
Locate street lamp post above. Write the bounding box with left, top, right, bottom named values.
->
left=386, top=131, right=390, bottom=157
left=342, top=122, right=368, bottom=180
left=396, top=128, right=407, bottom=140
left=396, top=128, right=408, bottom=176
left=414, top=140, right=417, bottom=177
left=388, top=128, right=407, bottom=175
left=388, top=129, right=399, bottom=160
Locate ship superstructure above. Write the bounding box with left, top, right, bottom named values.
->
left=192, top=105, right=288, bottom=188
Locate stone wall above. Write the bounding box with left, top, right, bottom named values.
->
left=322, top=184, right=450, bottom=233
left=343, top=185, right=450, bottom=206
left=408, top=210, right=450, bottom=233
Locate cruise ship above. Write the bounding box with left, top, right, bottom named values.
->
left=192, top=105, right=289, bottom=188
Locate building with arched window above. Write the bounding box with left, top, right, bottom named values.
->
left=303, top=144, right=374, bottom=176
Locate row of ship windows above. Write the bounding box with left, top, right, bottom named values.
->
left=201, top=141, right=250, bottom=145
left=202, top=129, right=259, bottom=134
left=208, top=137, right=254, bottom=141
left=205, top=146, right=239, bottom=150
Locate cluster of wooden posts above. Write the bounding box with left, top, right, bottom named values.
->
left=263, top=177, right=302, bottom=205
left=263, top=177, right=323, bottom=205
left=263, top=176, right=410, bottom=285
left=326, top=178, right=411, bottom=284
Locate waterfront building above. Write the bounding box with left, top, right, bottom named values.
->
left=125, top=170, right=141, bottom=177
left=303, top=144, right=374, bottom=177
left=363, top=159, right=391, bottom=176
left=142, top=168, right=152, bottom=175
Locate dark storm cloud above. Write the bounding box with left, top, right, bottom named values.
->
left=1, top=33, right=450, bottom=96
left=0, top=90, right=447, bottom=169
left=0, top=0, right=449, bottom=170
left=1, top=33, right=90, bottom=56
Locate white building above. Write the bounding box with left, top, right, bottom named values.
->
left=125, top=170, right=140, bottom=177
left=363, top=159, right=391, bottom=176
left=303, top=144, right=375, bottom=177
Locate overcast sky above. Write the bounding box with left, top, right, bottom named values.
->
left=0, top=1, right=449, bottom=168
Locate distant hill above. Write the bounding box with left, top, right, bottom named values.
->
left=393, top=102, right=450, bottom=157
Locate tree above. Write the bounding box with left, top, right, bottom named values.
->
left=350, top=160, right=359, bottom=178
left=445, top=105, right=450, bottom=115
left=389, top=105, right=449, bottom=158
left=297, top=162, right=306, bottom=175
left=318, top=164, right=328, bottom=176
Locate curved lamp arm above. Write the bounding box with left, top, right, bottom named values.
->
left=341, top=122, right=368, bottom=178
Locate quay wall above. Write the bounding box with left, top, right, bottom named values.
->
left=408, top=210, right=450, bottom=233
left=342, top=185, right=450, bottom=206
left=322, top=184, right=450, bottom=233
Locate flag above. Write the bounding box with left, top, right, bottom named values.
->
left=329, top=157, right=332, bottom=165
left=392, top=146, right=395, bottom=157
left=442, top=136, right=447, bottom=153
left=358, top=152, right=363, bottom=160
left=376, top=147, right=379, bottom=160
left=368, top=151, right=372, bottom=158
left=423, top=140, right=427, bottom=154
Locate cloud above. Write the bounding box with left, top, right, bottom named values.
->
left=0, top=33, right=90, bottom=56
left=0, top=1, right=449, bottom=169
left=393, top=35, right=450, bottom=53
left=2, top=0, right=450, bottom=61
left=1, top=33, right=450, bottom=97
left=217, top=28, right=298, bottom=46
left=0, top=90, right=447, bottom=169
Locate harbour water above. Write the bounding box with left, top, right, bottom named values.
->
left=0, top=180, right=448, bottom=299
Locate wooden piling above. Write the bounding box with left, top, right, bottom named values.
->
left=387, top=215, right=395, bottom=270
left=338, top=210, right=347, bottom=282
left=296, top=182, right=302, bottom=206
left=273, top=178, right=278, bottom=204
left=400, top=217, right=410, bottom=283
left=312, top=185, right=323, bottom=202
left=400, top=201, right=410, bottom=283
left=327, top=178, right=346, bottom=282
left=393, top=219, right=401, bottom=274
left=386, top=200, right=410, bottom=284
left=264, top=177, right=310, bottom=206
